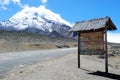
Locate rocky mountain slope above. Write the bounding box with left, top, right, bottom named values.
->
left=0, top=30, right=77, bottom=53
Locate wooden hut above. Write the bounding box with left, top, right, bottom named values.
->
left=70, top=16, right=117, bottom=73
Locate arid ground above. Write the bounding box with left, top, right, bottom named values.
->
left=0, top=30, right=120, bottom=80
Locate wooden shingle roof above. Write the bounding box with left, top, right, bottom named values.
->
left=70, top=16, right=117, bottom=32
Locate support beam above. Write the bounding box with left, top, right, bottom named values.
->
left=105, top=29, right=108, bottom=73
left=78, top=32, right=80, bottom=68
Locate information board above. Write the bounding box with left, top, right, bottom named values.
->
left=80, top=31, right=104, bottom=55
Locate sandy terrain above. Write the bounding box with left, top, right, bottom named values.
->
left=0, top=51, right=120, bottom=80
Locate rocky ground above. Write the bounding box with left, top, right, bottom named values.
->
left=0, top=30, right=120, bottom=80
left=1, top=52, right=120, bottom=80
left=0, top=30, right=77, bottom=53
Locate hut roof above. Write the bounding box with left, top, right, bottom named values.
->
left=70, top=16, right=117, bottom=32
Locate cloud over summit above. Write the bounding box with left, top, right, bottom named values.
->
left=0, top=0, right=48, bottom=10
left=0, top=0, right=24, bottom=10
left=40, top=0, right=47, bottom=4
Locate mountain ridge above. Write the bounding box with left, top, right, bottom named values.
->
left=0, top=5, right=73, bottom=37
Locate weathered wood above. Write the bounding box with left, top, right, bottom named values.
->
left=70, top=17, right=117, bottom=32
left=105, top=29, right=108, bottom=73
left=78, top=32, right=80, bottom=68
left=80, top=31, right=104, bottom=55
left=70, top=17, right=117, bottom=73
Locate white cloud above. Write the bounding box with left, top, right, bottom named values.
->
left=12, top=0, right=25, bottom=8
left=107, top=32, right=120, bottom=43
left=0, top=0, right=25, bottom=10
left=0, top=0, right=10, bottom=5
left=4, top=0, right=10, bottom=5
left=40, top=0, right=47, bottom=4
left=12, top=0, right=20, bottom=3
left=1, top=6, right=7, bottom=10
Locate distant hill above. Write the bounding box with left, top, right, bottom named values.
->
left=0, top=30, right=77, bottom=53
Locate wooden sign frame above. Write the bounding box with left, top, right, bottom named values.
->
left=78, top=29, right=108, bottom=73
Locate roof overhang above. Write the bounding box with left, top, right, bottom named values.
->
left=70, top=16, right=117, bottom=33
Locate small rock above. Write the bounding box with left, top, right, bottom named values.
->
left=19, top=71, right=23, bottom=73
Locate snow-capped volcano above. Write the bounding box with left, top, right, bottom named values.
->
left=0, top=5, right=72, bottom=37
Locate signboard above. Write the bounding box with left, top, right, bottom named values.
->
left=80, top=31, right=104, bottom=55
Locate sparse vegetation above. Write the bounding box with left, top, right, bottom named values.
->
left=0, top=30, right=77, bottom=53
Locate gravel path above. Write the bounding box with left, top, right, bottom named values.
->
left=0, top=48, right=120, bottom=80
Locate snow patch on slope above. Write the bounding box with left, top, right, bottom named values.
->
left=0, top=5, right=72, bottom=37
left=10, top=5, right=71, bottom=28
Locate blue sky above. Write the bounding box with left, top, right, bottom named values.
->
left=0, top=0, right=120, bottom=42
left=0, top=0, right=120, bottom=27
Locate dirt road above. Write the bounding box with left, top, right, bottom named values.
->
left=0, top=48, right=77, bottom=75
left=0, top=48, right=120, bottom=80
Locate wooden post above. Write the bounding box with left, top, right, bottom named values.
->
left=105, top=29, right=108, bottom=73
left=78, top=32, right=80, bottom=68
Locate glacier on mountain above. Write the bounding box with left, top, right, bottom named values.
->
left=0, top=5, right=73, bottom=37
